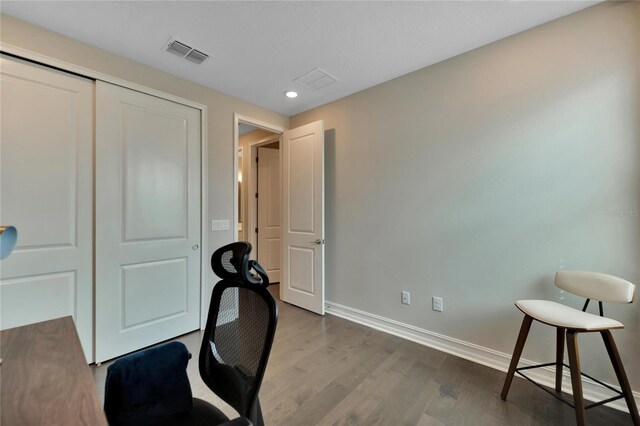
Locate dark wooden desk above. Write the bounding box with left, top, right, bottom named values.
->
left=0, top=316, right=108, bottom=425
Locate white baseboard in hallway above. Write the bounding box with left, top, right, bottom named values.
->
left=325, top=301, right=639, bottom=414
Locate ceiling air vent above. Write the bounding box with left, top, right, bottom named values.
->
left=165, top=37, right=210, bottom=64
left=185, top=49, right=209, bottom=64
left=294, top=67, right=338, bottom=91
left=167, top=40, right=192, bottom=57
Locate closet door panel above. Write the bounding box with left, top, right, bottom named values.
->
left=95, top=81, right=201, bottom=362
left=122, top=105, right=189, bottom=241
left=0, top=56, right=94, bottom=361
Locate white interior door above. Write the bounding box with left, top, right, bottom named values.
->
left=0, top=56, right=94, bottom=360
left=281, top=121, right=325, bottom=314
left=95, top=81, right=201, bottom=362
left=257, top=147, right=281, bottom=283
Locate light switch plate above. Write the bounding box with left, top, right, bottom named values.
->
left=432, top=296, right=443, bottom=312
left=211, top=219, right=230, bottom=231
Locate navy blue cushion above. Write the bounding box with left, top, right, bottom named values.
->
left=104, top=342, right=193, bottom=426
left=152, top=398, right=231, bottom=426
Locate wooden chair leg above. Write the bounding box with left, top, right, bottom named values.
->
left=556, top=327, right=565, bottom=392
left=566, top=330, right=585, bottom=426
left=501, top=315, right=533, bottom=400
left=601, top=330, right=640, bottom=426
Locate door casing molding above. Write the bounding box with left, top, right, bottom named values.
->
left=233, top=114, right=284, bottom=254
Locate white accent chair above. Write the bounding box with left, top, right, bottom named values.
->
left=501, top=271, right=639, bottom=426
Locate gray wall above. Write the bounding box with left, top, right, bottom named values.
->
left=292, top=2, right=640, bottom=389
left=0, top=14, right=290, bottom=299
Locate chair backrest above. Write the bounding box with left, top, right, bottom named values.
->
left=200, top=242, right=277, bottom=420
left=555, top=270, right=635, bottom=303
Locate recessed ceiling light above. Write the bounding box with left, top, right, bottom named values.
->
left=285, top=91, right=298, bottom=99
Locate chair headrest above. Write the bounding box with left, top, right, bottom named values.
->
left=211, top=242, right=266, bottom=286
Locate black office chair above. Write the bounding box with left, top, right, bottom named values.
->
left=104, top=242, right=277, bottom=426
left=202, top=242, right=276, bottom=426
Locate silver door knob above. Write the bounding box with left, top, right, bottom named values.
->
left=192, top=244, right=199, bottom=251
left=311, top=239, right=325, bottom=245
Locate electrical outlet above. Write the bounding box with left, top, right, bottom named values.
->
left=432, top=296, right=443, bottom=312
left=401, top=291, right=411, bottom=305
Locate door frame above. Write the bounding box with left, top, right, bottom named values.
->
left=232, top=114, right=284, bottom=253
left=237, top=146, right=245, bottom=242
left=248, top=135, right=281, bottom=257
left=0, top=43, right=211, bottom=335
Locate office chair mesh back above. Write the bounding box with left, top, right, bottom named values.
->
left=201, top=242, right=277, bottom=422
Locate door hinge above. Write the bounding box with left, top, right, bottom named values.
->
left=256, top=156, right=259, bottom=163
left=255, top=227, right=259, bottom=234
left=255, top=193, right=259, bottom=198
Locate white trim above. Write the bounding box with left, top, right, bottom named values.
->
left=235, top=114, right=286, bottom=134
left=246, top=134, right=281, bottom=253
left=237, top=145, right=245, bottom=242
left=199, top=108, right=208, bottom=331
left=0, top=43, right=207, bottom=111
left=325, top=301, right=640, bottom=414
left=233, top=115, right=240, bottom=243
left=232, top=113, right=284, bottom=250
left=0, top=43, right=211, bottom=333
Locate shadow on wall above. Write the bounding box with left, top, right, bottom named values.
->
left=325, top=129, right=336, bottom=303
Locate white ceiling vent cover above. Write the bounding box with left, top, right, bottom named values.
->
left=294, top=67, right=338, bottom=91
left=165, top=37, right=210, bottom=64
left=185, top=49, right=209, bottom=64
left=167, top=39, right=192, bottom=57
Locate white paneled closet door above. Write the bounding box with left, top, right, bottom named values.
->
left=0, top=56, right=94, bottom=360
left=95, top=81, right=201, bottom=362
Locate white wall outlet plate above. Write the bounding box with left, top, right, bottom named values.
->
left=401, top=291, right=411, bottom=305
left=432, top=296, right=443, bottom=312
left=211, top=219, right=230, bottom=231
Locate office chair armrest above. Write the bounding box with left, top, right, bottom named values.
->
left=220, top=417, right=253, bottom=426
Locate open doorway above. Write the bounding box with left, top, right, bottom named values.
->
left=234, top=115, right=326, bottom=314
left=234, top=115, right=284, bottom=284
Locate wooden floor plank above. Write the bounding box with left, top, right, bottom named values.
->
left=279, top=382, right=351, bottom=426
left=362, top=361, right=436, bottom=425
left=317, top=346, right=410, bottom=425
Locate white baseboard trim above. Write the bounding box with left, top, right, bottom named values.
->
left=325, top=301, right=639, bottom=414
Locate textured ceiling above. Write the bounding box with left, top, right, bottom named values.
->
left=1, top=1, right=599, bottom=116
